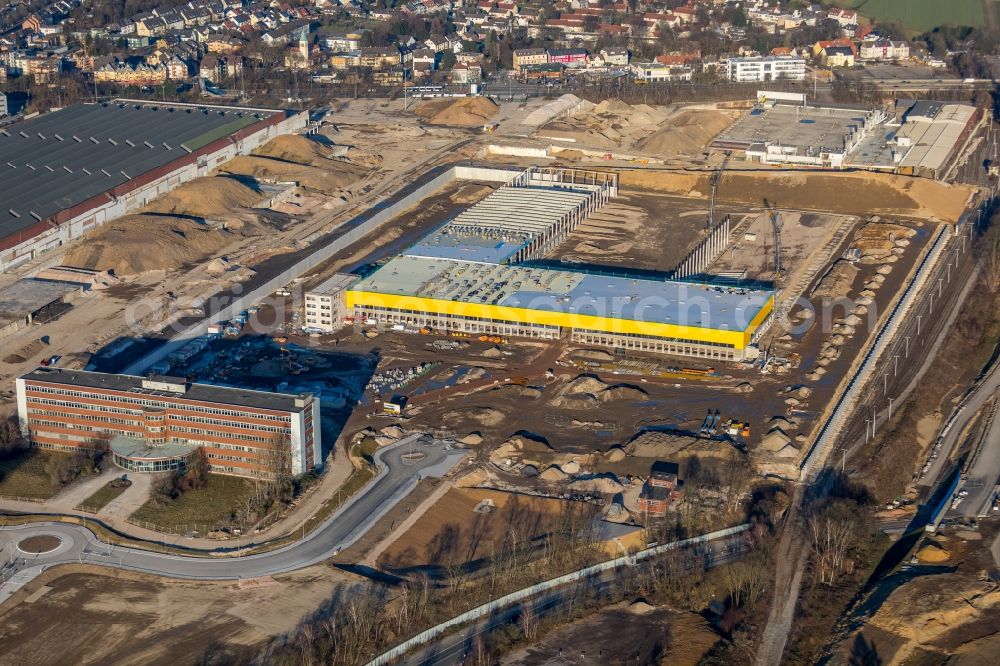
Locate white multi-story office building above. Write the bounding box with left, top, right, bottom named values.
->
left=725, top=56, right=806, bottom=83
left=303, top=273, right=358, bottom=333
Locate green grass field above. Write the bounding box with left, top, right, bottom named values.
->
left=827, top=0, right=995, bottom=32
left=0, top=451, right=61, bottom=500
left=130, top=474, right=255, bottom=533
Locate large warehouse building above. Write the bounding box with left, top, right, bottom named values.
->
left=342, top=168, right=774, bottom=361
left=16, top=368, right=321, bottom=478
left=0, top=99, right=305, bottom=271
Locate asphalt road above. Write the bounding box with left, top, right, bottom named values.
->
left=0, top=435, right=466, bottom=582
left=399, top=538, right=747, bottom=666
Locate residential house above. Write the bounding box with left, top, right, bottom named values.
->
left=450, top=61, right=482, bottom=83
left=359, top=46, right=400, bottom=69
left=599, top=47, right=629, bottom=67
left=820, top=44, right=855, bottom=68
left=637, top=461, right=684, bottom=515
left=633, top=61, right=692, bottom=82
left=860, top=38, right=909, bottom=61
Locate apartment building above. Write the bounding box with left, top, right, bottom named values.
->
left=633, top=61, right=693, bottom=82
left=513, top=47, right=547, bottom=72
left=16, top=368, right=321, bottom=478
left=859, top=39, right=909, bottom=61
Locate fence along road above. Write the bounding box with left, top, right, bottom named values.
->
left=365, top=523, right=751, bottom=666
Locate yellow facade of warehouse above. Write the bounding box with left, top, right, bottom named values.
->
left=345, top=291, right=774, bottom=348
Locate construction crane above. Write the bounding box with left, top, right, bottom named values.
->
left=763, top=198, right=783, bottom=274
left=708, top=152, right=731, bottom=230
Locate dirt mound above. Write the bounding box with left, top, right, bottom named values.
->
left=760, top=427, right=793, bottom=453
left=638, top=109, right=735, bottom=156
left=459, top=432, right=483, bottom=446
left=147, top=176, right=262, bottom=219
left=221, top=155, right=365, bottom=193
left=915, top=541, right=951, bottom=563
left=814, top=260, right=859, bottom=299
left=64, top=214, right=263, bottom=275
left=443, top=406, right=504, bottom=427
left=415, top=97, right=498, bottom=126
left=451, top=183, right=494, bottom=204
left=605, top=446, right=627, bottom=462
left=539, top=465, right=569, bottom=482
left=600, top=384, right=648, bottom=401
left=569, top=473, right=624, bottom=494
left=253, top=134, right=332, bottom=164
left=626, top=430, right=734, bottom=460
left=554, top=375, right=647, bottom=406
left=491, top=384, right=542, bottom=399
left=489, top=433, right=554, bottom=466
left=618, top=170, right=974, bottom=222
left=566, top=374, right=609, bottom=395
left=851, top=221, right=917, bottom=263
left=627, top=601, right=656, bottom=615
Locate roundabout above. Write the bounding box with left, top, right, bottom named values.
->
left=17, top=535, right=61, bottom=554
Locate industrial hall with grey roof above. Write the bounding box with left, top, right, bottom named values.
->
left=0, top=99, right=305, bottom=272
left=0, top=101, right=277, bottom=231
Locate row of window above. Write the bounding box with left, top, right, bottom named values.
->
left=26, top=403, right=290, bottom=433
left=27, top=385, right=290, bottom=421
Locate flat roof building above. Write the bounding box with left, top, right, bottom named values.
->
left=725, top=56, right=806, bottom=82
left=16, top=367, right=321, bottom=477
left=346, top=168, right=773, bottom=361
left=0, top=100, right=305, bottom=271
left=304, top=272, right=359, bottom=333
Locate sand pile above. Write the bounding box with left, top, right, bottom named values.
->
left=618, top=170, right=975, bottom=222
left=551, top=374, right=648, bottom=408
left=569, top=473, right=624, bottom=494
left=443, top=406, right=505, bottom=427
left=814, top=260, right=859, bottom=299
left=489, top=434, right=554, bottom=467
left=415, top=97, right=499, bottom=126
left=147, top=177, right=262, bottom=219
left=539, top=465, right=569, bottom=482
left=915, top=541, right=951, bottom=563
left=220, top=135, right=368, bottom=193
left=625, top=430, right=733, bottom=460
left=491, top=384, right=543, bottom=399
left=760, top=428, right=792, bottom=452
left=638, top=109, right=736, bottom=156
left=451, top=183, right=495, bottom=204
left=851, top=221, right=917, bottom=262
left=565, top=375, right=609, bottom=394
left=64, top=214, right=264, bottom=275
left=604, top=446, right=627, bottom=462
left=253, top=134, right=333, bottom=164
left=538, top=99, right=675, bottom=152
left=459, top=432, right=483, bottom=446
left=627, top=601, right=656, bottom=615
left=221, top=156, right=365, bottom=193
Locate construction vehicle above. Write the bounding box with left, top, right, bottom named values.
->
left=699, top=410, right=713, bottom=436
left=477, top=334, right=505, bottom=343
left=419, top=327, right=434, bottom=335
left=708, top=409, right=721, bottom=435
left=742, top=423, right=751, bottom=438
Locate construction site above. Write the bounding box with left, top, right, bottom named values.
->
left=0, top=88, right=991, bottom=664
